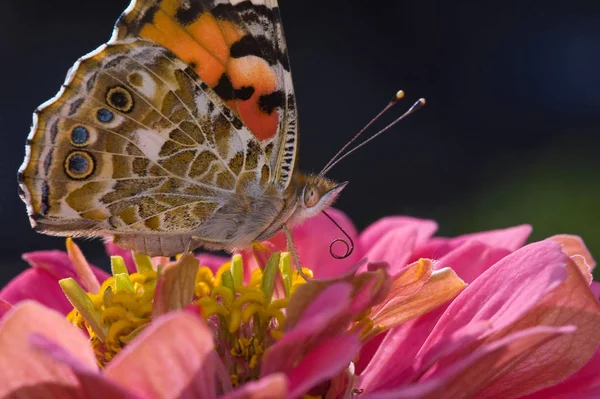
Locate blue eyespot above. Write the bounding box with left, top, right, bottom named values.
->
left=64, top=151, right=95, bottom=180
left=96, top=108, right=114, bottom=123
left=71, top=126, right=89, bottom=145
left=68, top=154, right=89, bottom=174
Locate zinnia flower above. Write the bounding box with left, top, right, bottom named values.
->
left=0, top=210, right=599, bottom=398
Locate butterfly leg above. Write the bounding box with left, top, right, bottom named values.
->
left=282, top=225, right=310, bottom=281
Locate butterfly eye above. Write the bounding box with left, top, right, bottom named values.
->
left=106, top=86, right=134, bottom=113
left=304, top=186, right=320, bottom=208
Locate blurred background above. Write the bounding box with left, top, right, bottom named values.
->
left=0, top=0, right=599, bottom=284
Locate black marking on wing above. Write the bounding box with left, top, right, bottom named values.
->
left=175, top=1, right=206, bottom=26
left=69, top=98, right=84, bottom=116
left=258, top=90, right=284, bottom=115
left=41, top=182, right=50, bottom=215
left=213, top=74, right=255, bottom=101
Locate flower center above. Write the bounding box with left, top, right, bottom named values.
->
left=64, top=255, right=156, bottom=367
left=62, top=249, right=310, bottom=383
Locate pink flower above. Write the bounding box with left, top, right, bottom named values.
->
left=1, top=210, right=599, bottom=398
left=353, top=237, right=600, bottom=398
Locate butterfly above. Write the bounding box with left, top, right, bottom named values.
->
left=18, top=0, right=348, bottom=258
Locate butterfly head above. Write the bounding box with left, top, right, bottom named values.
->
left=289, top=174, right=348, bottom=225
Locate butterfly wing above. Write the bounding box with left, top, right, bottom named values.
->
left=19, top=40, right=268, bottom=238
left=19, top=0, right=299, bottom=254
left=115, top=0, right=298, bottom=189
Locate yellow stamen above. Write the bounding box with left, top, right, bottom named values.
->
left=64, top=248, right=312, bottom=385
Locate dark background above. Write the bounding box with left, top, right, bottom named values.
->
left=1, top=0, right=599, bottom=284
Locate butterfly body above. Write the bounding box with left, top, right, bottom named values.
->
left=18, top=0, right=345, bottom=257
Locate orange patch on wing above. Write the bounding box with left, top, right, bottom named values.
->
left=138, top=2, right=229, bottom=87
left=238, top=99, right=279, bottom=141
left=218, top=20, right=245, bottom=45
left=188, top=13, right=229, bottom=65
left=228, top=56, right=279, bottom=141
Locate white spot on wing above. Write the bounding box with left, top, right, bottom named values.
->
left=135, top=129, right=168, bottom=161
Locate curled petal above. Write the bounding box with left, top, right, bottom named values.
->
left=369, top=259, right=433, bottom=320
left=371, top=267, right=466, bottom=331
left=153, top=254, right=199, bottom=317
left=550, top=234, right=596, bottom=283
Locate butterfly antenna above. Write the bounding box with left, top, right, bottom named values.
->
left=319, top=90, right=405, bottom=175
left=323, top=210, right=354, bottom=259
left=319, top=93, right=426, bottom=177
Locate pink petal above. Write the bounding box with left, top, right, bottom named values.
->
left=409, top=237, right=456, bottom=263
left=359, top=305, right=448, bottom=392
left=591, top=282, right=600, bottom=297
left=105, top=241, right=136, bottom=273
left=104, top=312, right=231, bottom=399
left=0, top=299, right=11, bottom=319
left=521, top=344, right=600, bottom=399
left=360, top=218, right=438, bottom=274
left=477, top=259, right=600, bottom=398
left=0, top=268, right=74, bottom=314
left=287, top=333, right=361, bottom=398
left=263, top=283, right=352, bottom=376
left=360, top=217, right=438, bottom=248
left=265, top=208, right=363, bottom=279
left=435, top=240, right=510, bottom=284
left=284, top=281, right=353, bottom=331
left=431, top=325, right=576, bottom=398
left=450, top=224, right=532, bottom=252
left=23, top=250, right=109, bottom=283
left=152, top=254, right=199, bottom=317
left=355, top=331, right=387, bottom=374
left=419, top=241, right=568, bottom=355
left=550, top=234, right=596, bottom=283
left=221, top=374, right=288, bottom=399
left=370, top=267, right=465, bottom=330
left=380, top=258, right=433, bottom=302
left=363, top=326, right=574, bottom=399
left=30, top=334, right=139, bottom=399
left=66, top=238, right=101, bottom=293
left=0, top=301, right=97, bottom=398
left=409, top=224, right=531, bottom=264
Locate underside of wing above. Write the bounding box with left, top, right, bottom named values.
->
left=114, top=0, right=298, bottom=189
left=18, top=40, right=273, bottom=237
